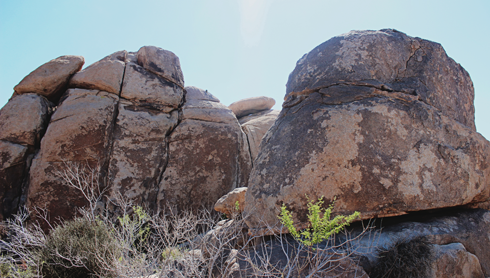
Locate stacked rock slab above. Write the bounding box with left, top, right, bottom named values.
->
left=229, top=96, right=279, bottom=162
left=243, top=29, right=490, bottom=236
left=229, top=96, right=275, bottom=119
left=14, top=55, right=84, bottom=103
left=157, top=86, right=251, bottom=212
left=27, top=47, right=185, bottom=222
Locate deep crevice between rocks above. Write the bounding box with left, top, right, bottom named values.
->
left=101, top=60, right=127, bottom=194
left=154, top=87, right=187, bottom=206
left=16, top=94, right=56, bottom=218
left=241, top=126, right=254, bottom=170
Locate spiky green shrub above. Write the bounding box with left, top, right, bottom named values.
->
left=278, top=196, right=360, bottom=246
left=40, top=217, right=119, bottom=278
left=370, top=237, right=433, bottom=278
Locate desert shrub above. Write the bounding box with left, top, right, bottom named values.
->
left=369, top=236, right=433, bottom=278
left=39, top=217, right=119, bottom=278
left=278, top=196, right=360, bottom=246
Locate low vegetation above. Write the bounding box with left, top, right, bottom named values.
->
left=278, top=196, right=360, bottom=247
left=0, top=163, right=370, bottom=277
left=369, top=236, right=433, bottom=278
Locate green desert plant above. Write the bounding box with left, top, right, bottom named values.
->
left=278, top=196, right=360, bottom=246
left=117, top=205, right=150, bottom=252
left=39, top=217, right=119, bottom=278
left=369, top=236, right=433, bottom=278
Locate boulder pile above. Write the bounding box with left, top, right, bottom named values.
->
left=0, top=46, right=279, bottom=224
left=1, top=28, right=489, bottom=276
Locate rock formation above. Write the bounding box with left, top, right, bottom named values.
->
left=243, top=29, right=490, bottom=236
left=2, top=29, right=489, bottom=276
left=0, top=46, right=260, bottom=225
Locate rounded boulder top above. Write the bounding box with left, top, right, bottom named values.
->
left=14, top=55, right=85, bottom=102
left=185, top=86, right=220, bottom=102
left=228, top=96, right=275, bottom=118
left=137, top=46, right=184, bottom=88
left=286, top=29, right=475, bottom=130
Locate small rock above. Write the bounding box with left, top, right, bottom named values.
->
left=430, top=243, right=484, bottom=278
left=215, top=187, right=247, bottom=217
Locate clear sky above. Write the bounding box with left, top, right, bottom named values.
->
left=1, top=0, right=489, bottom=138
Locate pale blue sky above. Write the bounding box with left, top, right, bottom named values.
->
left=1, top=0, right=489, bottom=138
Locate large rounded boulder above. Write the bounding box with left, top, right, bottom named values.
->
left=243, top=29, right=490, bottom=236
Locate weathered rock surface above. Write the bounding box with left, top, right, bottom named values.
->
left=136, top=46, right=184, bottom=88
left=240, top=109, right=279, bottom=161
left=228, top=96, right=275, bottom=118
left=120, top=62, right=184, bottom=112
left=157, top=87, right=251, bottom=212
left=0, top=94, right=53, bottom=220
left=214, top=187, right=247, bottom=217
left=243, top=29, right=490, bottom=235
left=27, top=89, right=118, bottom=223
left=286, top=29, right=475, bottom=130
left=430, top=243, right=484, bottom=278
left=14, top=55, right=84, bottom=102
left=0, top=141, right=28, bottom=221
left=107, top=101, right=178, bottom=208
left=69, top=51, right=126, bottom=95
left=348, top=209, right=490, bottom=276
left=0, top=94, right=52, bottom=147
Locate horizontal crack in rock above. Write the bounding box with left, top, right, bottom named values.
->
left=283, top=81, right=421, bottom=108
